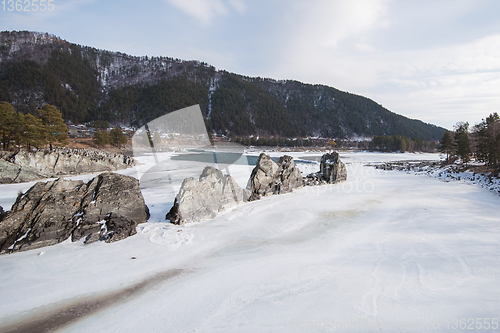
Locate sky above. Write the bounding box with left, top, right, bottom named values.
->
left=1, top=0, right=500, bottom=130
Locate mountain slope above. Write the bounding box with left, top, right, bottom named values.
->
left=0, top=31, right=446, bottom=140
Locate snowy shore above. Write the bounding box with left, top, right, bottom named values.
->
left=371, top=160, right=500, bottom=195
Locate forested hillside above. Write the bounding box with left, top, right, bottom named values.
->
left=0, top=31, right=446, bottom=140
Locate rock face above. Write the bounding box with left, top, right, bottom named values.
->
left=304, top=152, right=347, bottom=186
left=0, top=149, right=135, bottom=184
left=166, top=166, right=249, bottom=225
left=247, top=153, right=303, bottom=201
left=0, top=172, right=149, bottom=254
left=320, top=152, right=347, bottom=183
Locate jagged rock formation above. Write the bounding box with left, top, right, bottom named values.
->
left=304, top=152, right=347, bottom=186
left=166, top=166, right=249, bottom=225
left=165, top=153, right=346, bottom=225
left=0, top=149, right=135, bottom=184
left=0, top=157, right=42, bottom=183
left=0, top=172, right=149, bottom=254
left=247, top=153, right=303, bottom=201
left=320, top=152, right=347, bottom=183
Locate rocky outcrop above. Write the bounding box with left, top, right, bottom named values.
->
left=0, top=172, right=149, bottom=254
left=166, top=166, right=249, bottom=225
left=320, top=152, right=347, bottom=183
left=247, top=153, right=303, bottom=201
left=0, top=149, right=135, bottom=184
left=304, top=152, right=347, bottom=186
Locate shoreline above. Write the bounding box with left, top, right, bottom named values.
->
left=370, top=160, right=500, bottom=195
left=0, top=148, right=135, bottom=184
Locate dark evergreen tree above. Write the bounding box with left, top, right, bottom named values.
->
left=0, top=101, right=16, bottom=150
left=484, top=113, right=500, bottom=166
left=38, top=104, right=68, bottom=150
left=453, top=122, right=471, bottom=165
left=438, top=131, right=453, bottom=162
left=93, top=130, right=111, bottom=146
left=110, top=126, right=127, bottom=147
left=22, top=113, right=45, bottom=150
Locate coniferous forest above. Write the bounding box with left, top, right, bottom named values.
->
left=438, top=113, right=500, bottom=168
left=0, top=31, right=447, bottom=142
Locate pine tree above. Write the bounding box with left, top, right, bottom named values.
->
left=38, top=104, right=68, bottom=150
left=93, top=130, right=111, bottom=147
left=0, top=101, right=16, bottom=150
left=485, top=113, right=500, bottom=166
left=453, top=122, right=471, bottom=165
left=110, top=126, right=127, bottom=147
left=22, top=113, right=45, bottom=150
left=438, top=131, right=453, bottom=162
left=10, top=111, right=26, bottom=150
left=471, top=121, right=488, bottom=162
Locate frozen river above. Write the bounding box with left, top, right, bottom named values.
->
left=0, top=151, right=499, bottom=332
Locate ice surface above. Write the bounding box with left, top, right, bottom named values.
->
left=0, top=152, right=499, bottom=332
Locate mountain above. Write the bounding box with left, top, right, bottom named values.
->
left=0, top=31, right=446, bottom=140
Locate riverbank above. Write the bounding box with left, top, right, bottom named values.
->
left=0, top=148, right=135, bottom=184
left=371, top=160, right=500, bottom=195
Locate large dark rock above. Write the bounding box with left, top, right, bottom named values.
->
left=320, top=152, right=347, bottom=183
left=0, top=149, right=135, bottom=184
left=247, top=153, right=303, bottom=201
left=166, top=166, right=249, bottom=225
left=0, top=172, right=149, bottom=254
left=304, top=152, right=347, bottom=186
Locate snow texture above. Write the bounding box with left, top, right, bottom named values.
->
left=0, top=152, right=499, bottom=332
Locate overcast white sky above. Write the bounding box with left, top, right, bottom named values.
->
left=2, top=0, right=500, bottom=130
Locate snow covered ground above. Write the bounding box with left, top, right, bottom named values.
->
left=372, top=160, right=500, bottom=196
left=1, top=151, right=499, bottom=332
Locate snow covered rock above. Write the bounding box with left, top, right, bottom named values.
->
left=166, top=166, right=249, bottom=224
left=304, top=152, right=347, bottom=185
left=0, top=172, right=149, bottom=254
left=247, top=153, right=303, bottom=201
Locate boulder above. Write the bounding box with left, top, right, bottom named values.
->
left=0, top=172, right=149, bottom=254
left=320, top=152, right=347, bottom=183
left=166, top=166, right=249, bottom=225
left=304, top=152, right=347, bottom=185
left=247, top=153, right=280, bottom=200
left=247, top=153, right=303, bottom=201
left=276, top=155, right=304, bottom=194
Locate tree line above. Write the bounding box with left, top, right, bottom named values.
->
left=438, top=113, right=500, bottom=167
left=92, top=127, right=127, bottom=148
left=0, top=101, right=68, bottom=151
left=368, top=135, right=437, bottom=152
left=232, top=136, right=322, bottom=147
left=0, top=101, right=128, bottom=151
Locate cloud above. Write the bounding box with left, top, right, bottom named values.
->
left=268, top=0, right=391, bottom=89
left=228, top=0, right=246, bottom=13
left=291, top=0, right=390, bottom=49
left=355, top=41, right=375, bottom=53
left=165, top=0, right=245, bottom=25
left=268, top=0, right=500, bottom=129
left=367, top=34, right=500, bottom=128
